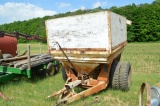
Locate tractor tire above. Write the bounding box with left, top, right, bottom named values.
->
left=47, top=62, right=56, bottom=76
left=54, top=61, right=62, bottom=74
left=3, top=54, right=13, bottom=59
left=110, top=61, right=122, bottom=89
left=119, top=61, right=131, bottom=91
left=61, top=66, right=67, bottom=81
left=109, top=61, right=118, bottom=86
left=58, top=62, right=62, bottom=73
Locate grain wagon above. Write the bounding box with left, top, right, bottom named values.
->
left=46, top=11, right=132, bottom=105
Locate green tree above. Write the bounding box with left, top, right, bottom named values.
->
left=0, top=2, right=160, bottom=42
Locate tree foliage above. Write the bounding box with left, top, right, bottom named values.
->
left=110, top=2, right=160, bottom=42
left=0, top=2, right=160, bottom=42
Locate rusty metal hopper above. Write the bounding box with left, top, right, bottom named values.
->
left=63, top=61, right=99, bottom=74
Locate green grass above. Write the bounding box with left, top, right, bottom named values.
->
left=17, top=43, right=48, bottom=55
left=0, top=43, right=160, bottom=106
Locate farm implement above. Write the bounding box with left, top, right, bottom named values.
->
left=46, top=11, right=132, bottom=105
left=139, top=82, right=160, bottom=106
left=0, top=53, right=57, bottom=81
left=0, top=31, right=59, bottom=100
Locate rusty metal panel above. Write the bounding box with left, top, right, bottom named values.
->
left=0, top=36, right=17, bottom=56
left=63, top=61, right=99, bottom=74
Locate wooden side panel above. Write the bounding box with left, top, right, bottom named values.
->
left=46, top=11, right=109, bottom=50
left=110, top=12, right=127, bottom=49
left=46, top=11, right=128, bottom=63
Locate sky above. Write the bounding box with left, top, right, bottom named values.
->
left=0, top=0, right=154, bottom=25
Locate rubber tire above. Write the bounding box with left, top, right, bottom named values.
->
left=3, top=54, right=13, bottom=59
left=47, top=62, right=56, bottom=76
left=110, top=61, right=122, bottom=89
left=61, top=66, right=67, bottom=81
left=109, top=61, right=117, bottom=87
left=54, top=61, right=62, bottom=73
left=57, top=63, right=62, bottom=73
left=119, top=61, right=131, bottom=91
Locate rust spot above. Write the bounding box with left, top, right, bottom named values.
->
left=81, top=51, right=84, bottom=54
left=0, top=36, right=17, bottom=56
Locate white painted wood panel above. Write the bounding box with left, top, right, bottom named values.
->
left=110, top=12, right=127, bottom=48
left=46, top=11, right=128, bottom=52
left=46, top=11, right=110, bottom=50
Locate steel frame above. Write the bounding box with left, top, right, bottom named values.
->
left=48, top=48, right=124, bottom=105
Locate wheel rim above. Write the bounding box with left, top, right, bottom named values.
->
left=128, top=69, right=131, bottom=87
left=50, top=66, right=55, bottom=75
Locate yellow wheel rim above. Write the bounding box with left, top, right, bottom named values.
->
left=59, top=64, right=62, bottom=72
left=50, top=66, right=55, bottom=75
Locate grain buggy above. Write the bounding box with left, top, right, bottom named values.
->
left=46, top=11, right=132, bottom=105
left=0, top=31, right=60, bottom=100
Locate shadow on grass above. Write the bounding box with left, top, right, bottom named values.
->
left=0, top=70, right=59, bottom=87
left=68, top=85, right=130, bottom=106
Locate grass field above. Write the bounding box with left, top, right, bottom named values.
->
left=0, top=43, right=160, bottom=106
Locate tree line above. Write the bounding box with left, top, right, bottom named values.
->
left=0, top=1, right=159, bottom=43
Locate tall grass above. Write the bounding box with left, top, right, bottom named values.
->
left=17, top=43, right=48, bottom=55
left=0, top=43, right=160, bottom=106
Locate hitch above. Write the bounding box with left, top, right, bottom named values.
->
left=48, top=77, right=107, bottom=105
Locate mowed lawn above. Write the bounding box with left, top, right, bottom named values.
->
left=0, top=43, right=160, bottom=106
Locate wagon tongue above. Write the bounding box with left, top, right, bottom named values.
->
left=47, top=80, right=82, bottom=105
left=65, top=80, right=82, bottom=89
